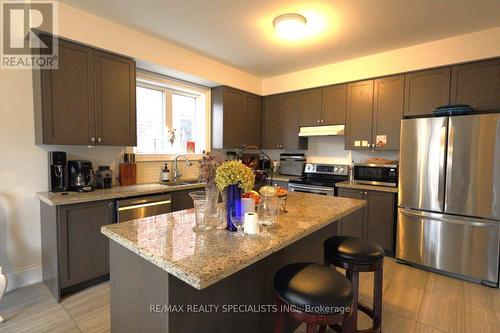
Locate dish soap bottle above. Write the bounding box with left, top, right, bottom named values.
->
left=161, top=164, right=170, bottom=182
left=349, top=160, right=354, bottom=183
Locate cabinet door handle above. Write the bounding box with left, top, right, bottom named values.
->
left=91, top=137, right=95, bottom=143
left=97, top=137, right=102, bottom=143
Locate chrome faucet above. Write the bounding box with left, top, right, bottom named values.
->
left=173, top=154, right=192, bottom=180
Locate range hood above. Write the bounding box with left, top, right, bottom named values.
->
left=298, top=125, right=345, bottom=137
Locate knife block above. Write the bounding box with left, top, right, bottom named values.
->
left=119, top=163, right=137, bottom=186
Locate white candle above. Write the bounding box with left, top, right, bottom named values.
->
left=241, top=198, right=255, bottom=214
left=244, top=212, right=259, bottom=235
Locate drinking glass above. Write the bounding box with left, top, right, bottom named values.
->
left=230, top=210, right=245, bottom=236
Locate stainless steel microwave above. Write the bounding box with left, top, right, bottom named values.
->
left=353, top=163, right=398, bottom=187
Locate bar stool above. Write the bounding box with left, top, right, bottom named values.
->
left=323, top=236, right=384, bottom=333
left=273, top=262, right=354, bottom=333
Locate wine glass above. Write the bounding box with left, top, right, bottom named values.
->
left=230, top=211, right=245, bottom=236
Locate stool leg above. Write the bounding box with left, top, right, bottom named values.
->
left=273, top=305, right=284, bottom=333
left=306, top=323, right=317, bottom=333
left=343, top=268, right=359, bottom=333
left=323, top=257, right=330, bottom=267
left=373, top=266, right=383, bottom=332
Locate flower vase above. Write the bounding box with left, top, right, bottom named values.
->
left=205, top=184, right=219, bottom=215
left=0, top=266, right=6, bottom=324
left=225, top=184, right=242, bottom=232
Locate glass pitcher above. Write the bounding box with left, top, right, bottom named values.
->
left=257, top=186, right=279, bottom=226
left=189, top=190, right=210, bottom=231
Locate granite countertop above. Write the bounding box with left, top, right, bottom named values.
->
left=37, top=182, right=206, bottom=206
left=336, top=181, right=398, bottom=193
left=101, top=192, right=366, bottom=290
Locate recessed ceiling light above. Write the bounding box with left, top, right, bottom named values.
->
left=273, top=13, right=307, bottom=40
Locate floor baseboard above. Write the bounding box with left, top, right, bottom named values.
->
left=4, top=263, right=42, bottom=293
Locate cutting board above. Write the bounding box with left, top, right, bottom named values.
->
left=119, top=163, right=137, bottom=186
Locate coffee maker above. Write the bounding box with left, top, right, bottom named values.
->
left=49, top=151, right=67, bottom=192
left=68, top=160, right=95, bottom=192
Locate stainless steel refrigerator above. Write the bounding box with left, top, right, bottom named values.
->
left=397, top=113, right=500, bottom=286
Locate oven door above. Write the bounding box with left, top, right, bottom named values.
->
left=288, top=183, right=335, bottom=196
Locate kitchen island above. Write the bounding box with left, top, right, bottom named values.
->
left=101, top=192, right=365, bottom=333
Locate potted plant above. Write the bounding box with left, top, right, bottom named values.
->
left=215, top=161, right=255, bottom=231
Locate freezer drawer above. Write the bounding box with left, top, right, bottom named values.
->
left=396, top=208, right=500, bottom=284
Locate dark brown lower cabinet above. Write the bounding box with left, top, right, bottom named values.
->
left=171, top=189, right=197, bottom=212
left=337, top=188, right=396, bottom=255
left=41, top=200, right=115, bottom=301
left=337, top=189, right=364, bottom=239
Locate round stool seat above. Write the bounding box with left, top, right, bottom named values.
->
left=273, top=263, right=353, bottom=315
left=324, top=236, right=384, bottom=265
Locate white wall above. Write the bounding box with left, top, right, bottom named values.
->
left=0, top=69, right=44, bottom=291
left=261, top=136, right=398, bottom=166
left=262, top=26, right=500, bottom=95
left=57, top=3, right=262, bottom=94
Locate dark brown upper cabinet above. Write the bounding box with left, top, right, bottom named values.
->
left=94, top=51, right=136, bottom=146
left=299, top=88, right=322, bottom=126
left=372, top=75, right=404, bottom=150
left=404, top=67, right=451, bottom=117
left=33, top=38, right=96, bottom=145
left=321, top=84, right=347, bottom=125
left=346, top=80, right=374, bottom=150
left=211, top=86, right=261, bottom=149
left=450, top=59, right=500, bottom=111
left=262, top=95, right=282, bottom=149
left=262, top=93, right=308, bottom=150
left=33, top=35, right=137, bottom=146
left=243, top=94, right=262, bottom=147
left=281, top=93, right=308, bottom=150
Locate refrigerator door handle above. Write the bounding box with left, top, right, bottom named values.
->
left=399, top=209, right=499, bottom=227
left=438, top=122, right=448, bottom=210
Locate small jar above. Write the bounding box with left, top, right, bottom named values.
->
left=257, top=186, right=279, bottom=226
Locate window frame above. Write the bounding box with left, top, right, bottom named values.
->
left=134, top=71, right=211, bottom=161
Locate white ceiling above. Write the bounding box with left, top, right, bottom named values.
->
left=61, top=0, right=500, bottom=77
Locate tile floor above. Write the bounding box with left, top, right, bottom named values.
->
left=0, top=258, right=499, bottom=333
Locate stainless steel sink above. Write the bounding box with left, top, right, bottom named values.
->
left=161, top=180, right=204, bottom=187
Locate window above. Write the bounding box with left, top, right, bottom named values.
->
left=135, top=72, right=209, bottom=158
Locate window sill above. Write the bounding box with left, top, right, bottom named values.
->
left=135, top=153, right=204, bottom=162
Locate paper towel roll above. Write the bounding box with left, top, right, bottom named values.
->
left=244, top=212, right=259, bottom=235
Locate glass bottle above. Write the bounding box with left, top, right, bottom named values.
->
left=257, top=186, right=279, bottom=226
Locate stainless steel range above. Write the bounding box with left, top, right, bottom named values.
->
left=288, top=163, right=349, bottom=196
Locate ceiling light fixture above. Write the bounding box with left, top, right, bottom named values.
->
left=273, top=13, right=307, bottom=40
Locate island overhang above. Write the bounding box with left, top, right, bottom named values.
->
left=101, top=192, right=366, bottom=290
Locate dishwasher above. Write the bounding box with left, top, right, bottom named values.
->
left=116, top=193, right=172, bottom=222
